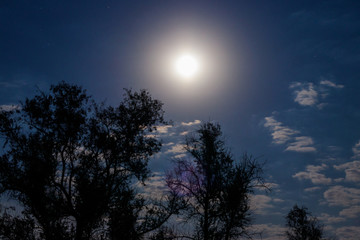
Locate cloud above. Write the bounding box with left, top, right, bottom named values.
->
left=292, top=83, right=318, bottom=106
left=264, top=117, right=299, bottom=144
left=323, top=185, right=360, bottom=206
left=320, top=79, right=344, bottom=89
left=332, top=141, right=360, bottom=183
left=352, top=140, right=360, bottom=159
left=335, top=226, right=360, bottom=240
left=250, top=194, right=285, bottom=215
left=135, top=172, right=168, bottom=200
left=339, top=205, right=360, bottom=219
left=0, top=104, right=21, bottom=112
left=264, top=116, right=316, bottom=152
left=150, top=120, right=204, bottom=171
left=250, top=195, right=274, bottom=215
left=285, top=136, right=316, bottom=152
left=318, top=213, right=346, bottom=224
left=165, top=144, right=186, bottom=154
left=290, top=80, right=344, bottom=109
left=0, top=80, right=28, bottom=88
left=334, top=160, right=360, bottom=183
left=181, top=120, right=201, bottom=126
left=293, top=164, right=331, bottom=185
left=156, top=125, right=173, bottom=134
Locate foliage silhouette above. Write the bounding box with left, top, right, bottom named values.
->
left=166, top=122, right=266, bottom=240
left=0, top=82, right=180, bottom=240
left=0, top=205, right=36, bottom=240
left=285, top=205, right=323, bottom=240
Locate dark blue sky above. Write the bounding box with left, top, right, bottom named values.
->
left=1, top=1, right=360, bottom=239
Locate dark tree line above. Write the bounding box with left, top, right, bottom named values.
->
left=0, top=82, right=327, bottom=240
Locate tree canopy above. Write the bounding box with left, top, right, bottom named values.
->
left=0, top=82, right=179, bottom=240
left=285, top=205, right=324, bottom=240
left=166, top=122, right=266, bottom=240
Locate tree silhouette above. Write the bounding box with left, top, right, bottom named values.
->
left=0, top=82, right=179, bottom=240
left=166, top=122, right=266, bottom=240
left=0, top=205, right=36, bottom=240
left=285, top=205, right=323, bottom=240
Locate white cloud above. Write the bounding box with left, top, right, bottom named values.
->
left=318, top=213, right=346, bottom=224
left=264, top=182, right=280, bottom=191
left=165, top=144, right=186, bottom=154
left=135, top=172, right=168, bottom=200
left=264, top=117, right=299, bottom=144
left=293, top=83, right=318, bottom=106
left=181, top=120, right=201, bottom=126
left=339, top=205, right=360, bottom=219
left=323, top=185, right=360, bottom=206
left=250, top=195, right=274, bottom=215
left=334, top=160, right=360, bottom=183
left=293, top=164, right=331, bottom=185
left=320, top=79, right=344, bottom=89
left=352, top=140, right=360, bottom=159
left=264, top=116, right=316, bottom=152
left=336, top=226, right=360, bottom=240
left=285, top=136, right=316, bottom=152
left=156, top=125, right=173, bottom=134
left=0, top=104, right=21, bottom=112
left=250, top=194, right=285, bottom=215
left=332, top=141, right=360, bottom=183
left=290, top=80, right=344, bottom=109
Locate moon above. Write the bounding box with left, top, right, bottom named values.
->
left=174, top=54, right=199, bottom=79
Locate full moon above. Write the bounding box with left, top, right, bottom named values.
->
left=174, top=54, right=199, bottom=79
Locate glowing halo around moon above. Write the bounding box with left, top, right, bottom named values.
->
left=174, top=54, right=200, bottom=80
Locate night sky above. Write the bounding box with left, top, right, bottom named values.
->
left=1, top=1, right=360, bottom=239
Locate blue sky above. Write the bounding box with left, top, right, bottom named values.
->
left=1, top=1, right=360, bottom=239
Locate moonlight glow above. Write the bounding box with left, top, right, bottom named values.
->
left=174, top=54, right=199, bottom=79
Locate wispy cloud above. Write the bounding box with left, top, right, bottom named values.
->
left=323, top=185, right=360, bottom=207
left=339, top=205, right=360, bottom=219
left=250, top=194, right=285, bottom=216
left=335, top=226, right=360, bottom=240
left=318, top=213, right=346, bottom=224
left=293, top=164, right=331, bottom=185
left=352, top=140, right=360, bottom=159
left=290, top=79, right=344, bottom=109
left=264, top=116, right=299, bottom=144
left=165, top=144, right=186, bottom=154
left=156, top=125, right=173, bottom=134
left=334, top=160, right=360, bottom=183
left=150, top=120, right=203, bottom=170
left=0, top=104, right=21, bottom=112
left=250, top=195, right=274, bottom=215
left=135, top=172, right=168, bottom=200
left=181, top=120, right=201, bottom=126
left=291, top=82, right=318, bottom=106
left=333, top=141, right=360, bottom=183
left=264, top=116, right=316, bottom=152
left=285, top=136, right=316, bottom=153
left=320, top=79, right=344, bottom=89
